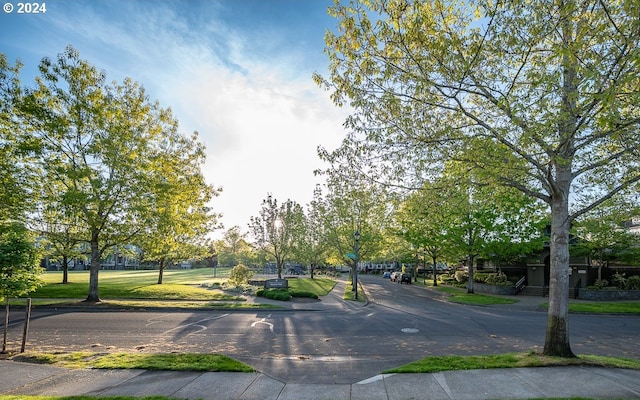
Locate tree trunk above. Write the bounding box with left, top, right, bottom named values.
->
left=157, top=258, right=165, bottom=284
left=543, top=1, right=577, bottom=358
left=62, top=255, right=68, bottom=284
left=543, top=172, right=575, bottom=357
left=85, top=229, right=101, bottom=303
left=466, top=254, right=475, bottom=294
left=431, top=256, right=438, bottom=287
left=277, top=259, right=282, bottom=279
left=2, top=299, right=8, bottom=353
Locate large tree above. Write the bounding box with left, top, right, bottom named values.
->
left=0, top=222, right=42, bottom=353
left=0, top=55, right=38, bottom=222
left=315, top=0, right=640, bottom=357
left=394, top=182, right=450, bottom=286
left=249, top=195, right=306, bottom=279
left=138, top=129, right=219, bottom=284
left=316, top=177, right=389, bottom=281
left=23, top=47, right=215, bottom=302
left=297, top=186, right=330, bottom=279
left=213, top=226, right=254, bottom=268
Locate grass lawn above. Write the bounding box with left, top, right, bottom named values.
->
left=384, top=351, right=640, bottom=374
left=287, top=277, right=336, bottom=296
left=343, top=280, right=365, bottom=301
left=567, top=301, right=640, bottom=314
left=435, top=285, right=640, bottom=314
left=435, top=286, right=519, bottom=305
left=33, top=269, right=234, bottom=298
left=12, top=352, right=253, bottom=372
left=10, top=270, right=336, bottom=309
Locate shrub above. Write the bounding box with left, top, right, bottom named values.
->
left=471, top=271, right=511, bottom=286
left=592, top=279, right=609, bottom=289
left=257, top=289, right=291, bottom=301
left=227, top=264, right=253, bottom=287
left=485, top=271, right=510, bottom=286
left=289, top=290, right=318, bottom=299
left=611, top=273, right=627, bottom=289
left=625, top=275, right=640, bottom=290
left=454, top=270, right=468, bottom=283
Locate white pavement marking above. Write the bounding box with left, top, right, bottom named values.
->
left=160, top=313, right=230, bottom=335
left=251, top=313, right=274, bottom=333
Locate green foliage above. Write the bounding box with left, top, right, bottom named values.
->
left=288, top=290, right=318, bottom=299
left=605, top=273, right=640, bottom=290
left=384, top=352, right=640, bottom=374
left=227, top=264, right=253, bottom=286
left=474, top=271, right=510, bottom=286
left=626, top=275, right=640, bottom=290
left=33, top=270, right=241, bottom=301
left=454, top=270, right=468, bottom=283
left=22, top=46, right=217, bottom=302
left=248, top=195, right=306, bottom=278
left=287, top=277, right=336, bottom=296
left=591, top=279, right=609, bottom=289
left=256, top=289, right=291, bottom=301
left=14, top=351, right=253, bottom=372
left=611, top=273, right=627, bottom=289
left=318, top=0, right=640, bottom=356
left=0, top=222, right=43, bottom=300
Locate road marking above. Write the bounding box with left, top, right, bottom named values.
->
left=401, top=328, right=419, bottom=333
left=161, top=313, right=230, bottom=335
left=251, top=313, right=274, bottom=333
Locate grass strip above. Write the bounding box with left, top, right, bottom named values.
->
left=287, top=278, right=336, bottom=296
left=13, top=352, right=254, bottom=372
left=435, top=286, right=518, bottom=305
left=568, top=301, right=640, bottom=314
left=384, top=351, right=640, bottom=374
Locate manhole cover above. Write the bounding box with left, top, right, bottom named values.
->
left=401, top=328, right=419, bottom=333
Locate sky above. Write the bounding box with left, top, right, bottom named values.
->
left=1, top=0, right=350, bottom=238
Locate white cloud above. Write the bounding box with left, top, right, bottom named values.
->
left=166, top=60, right=348, bottom=236
left=5, top=0, right=350, bottom=237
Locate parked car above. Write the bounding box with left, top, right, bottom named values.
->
left=400, top=273, right=412, bottom=284
left=382, top=271, right=391, bottom=279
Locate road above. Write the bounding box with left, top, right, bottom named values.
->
left=3, top=275, right=639, bottom=384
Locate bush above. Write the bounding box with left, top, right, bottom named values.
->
left=257, top=289, right=291, bottom=301
left=289, top=290, right=318, bottom=299
left=473, top=271, right=510, bottom=286
left=227, top=264, right=253, bottom=287
left=625, top=275, right=640, bottom=290
left=611, top=273, right=627, bottom=289
left=591, top=279, right=609, bottom=289
left=454, top=270, right=468, bottom=283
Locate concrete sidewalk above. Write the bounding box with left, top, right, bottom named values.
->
left=2, top=359, right=640, bottom=399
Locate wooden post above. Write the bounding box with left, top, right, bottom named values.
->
left=20, top=298, right=31, bottom=353
left=2, top=299, right=8, bottom=353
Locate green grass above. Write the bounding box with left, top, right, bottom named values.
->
left=568, top=301, right=640, bottom=314
left=384, top=351, right=640, bottom=374
left=13, top=270, right=336, bottom=309
left=435, top=285, right=640, bottom=313
left=435, top=286, right=519, bottom=305
left=287, top=277, right=336, bottom=296
left=343, top=280, right=365, bottom=301
left=27, top=269, right=240, bottom=304
left=12, top=352, right=254, bottom=372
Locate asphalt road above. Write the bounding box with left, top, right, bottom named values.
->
left=3, top=275, right=640, bottom=384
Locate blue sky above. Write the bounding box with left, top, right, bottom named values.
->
left=1, top=0, right=349, bottom=237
